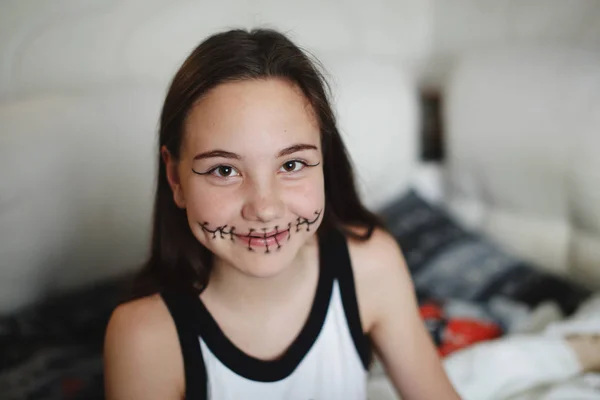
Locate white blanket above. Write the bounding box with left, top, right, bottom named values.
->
left=368, top=294, right=600, bottom=400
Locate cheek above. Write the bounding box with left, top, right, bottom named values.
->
left=283, top=176, right=325, bottom=216
left=182, top=182, right=241, bottom=224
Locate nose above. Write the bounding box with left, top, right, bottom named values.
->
left=241, top=181, right=285, bottom=223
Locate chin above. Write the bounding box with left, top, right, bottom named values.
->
left=233, top=246, right=298, bottom=279
left=205, top=233, right=308, bottom=280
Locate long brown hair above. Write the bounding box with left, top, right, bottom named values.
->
left=130, top=28, right=384, bottom=299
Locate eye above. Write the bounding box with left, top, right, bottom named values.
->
left=210, top=165, right=240, bottom=177
left=280, top=160, right=306, bottom=173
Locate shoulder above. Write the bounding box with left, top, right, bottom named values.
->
left=345, top=225, right=408, bottom=289
left=104, top=294, right=184, bottom=399
left=344, top=226, right=414, bottom=333
left=343, top=227, right=461, bottom=398
left=105, top=293, right=175, bottom=348
left=345, top=225, right=404, bottom=268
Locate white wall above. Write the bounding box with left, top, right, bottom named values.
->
left=1, top=0, right=599, bottom=312
left=0, top=0, right=427, bottom=312
left=0, top=0, right=433, bottom=98
left=2, top=1, right=599, bottom=93
left=422, top=0, right=600, bottom=86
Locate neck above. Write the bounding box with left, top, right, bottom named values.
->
left=203, top=236, right=319, bottom=313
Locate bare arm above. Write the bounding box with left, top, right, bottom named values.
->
left=351, top=229, right=461, bottom=400
left=104, top=296, right=184, bottom=400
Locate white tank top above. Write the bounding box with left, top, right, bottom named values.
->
left=161, top=228, right=371, bottom=400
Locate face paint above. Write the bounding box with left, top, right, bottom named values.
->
left=200, top=223, right=236, bottom=240
left=295, top=210, right=321, bottom=232
left=200, top=209, right=322, bottom=254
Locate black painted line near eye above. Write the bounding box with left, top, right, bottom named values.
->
left=192, top=168, right=209, bottom=175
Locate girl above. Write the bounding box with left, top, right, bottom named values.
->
left=104, top=28, right=460, bottom=400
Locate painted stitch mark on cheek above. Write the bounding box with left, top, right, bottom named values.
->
left=200, top=223, right=236, bottom=241
left=295, top=210, right=322, bottom=232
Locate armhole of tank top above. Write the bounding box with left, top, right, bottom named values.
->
left=161, top=291, right=208, bottom=400
left=330, top=230, right=372, bottom=371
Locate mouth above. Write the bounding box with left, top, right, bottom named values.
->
left=199, top=209, right=322, bottom=254
left=235, top=230, right=290, bottom=249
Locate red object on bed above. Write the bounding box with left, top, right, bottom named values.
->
left=419, top=301, right=503, bottom=357
left=438, top=319, right=503, bottom=357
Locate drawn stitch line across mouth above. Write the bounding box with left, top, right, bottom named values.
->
left=199, top=209, right=322, bottom=253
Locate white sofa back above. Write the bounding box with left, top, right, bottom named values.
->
left=0, top=1, right=421, bottom=314
left=0, top=0, right=430, bottom=98
left=443, top=46, right=600, bottom=287
left=4, top=0, right=600, bottom=314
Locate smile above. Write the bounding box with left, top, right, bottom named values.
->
left=236, top=229, right=290, bottom=249
left=199, top=210, right=322, bottom=254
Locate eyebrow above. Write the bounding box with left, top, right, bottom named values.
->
left=193, top=150, right=241, bottom=161
left=193, top=144, right=318, bottom=161
left=277, top=144, right=318, bottom=157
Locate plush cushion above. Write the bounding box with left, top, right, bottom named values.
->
left=322, top=55, right=419, bottom=209
left=380, top=190, right=592, bottom=316
left=0, top=88, right=160, bottom=314
left=443, top=46, right=600, bottom=286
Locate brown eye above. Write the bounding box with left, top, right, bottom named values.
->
left=209, top=165, right=239, bottom=178
left=217, top=166, right=232, bottom=176
left=279, top=160, right=318, bottom=173
left=282, top=161, right=299, bottom=172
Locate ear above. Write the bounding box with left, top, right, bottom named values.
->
left=161, top=146, right=187, bottom=209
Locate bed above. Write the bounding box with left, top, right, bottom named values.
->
left=369, top=46, right=600, bottom=399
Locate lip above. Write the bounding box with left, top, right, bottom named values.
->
left=236, top=230, right=290, bottom=247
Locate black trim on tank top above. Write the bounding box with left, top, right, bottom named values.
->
left=160, top=226, right=370, bottom=396
left=330, top=230, right=372, bottom=370
left=190, top=229, right=337, bottom=383
left=161, top=290, right=208, bottom=400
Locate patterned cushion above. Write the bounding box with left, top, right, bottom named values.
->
left=380, top=190, right=592, bottom=316
left=0, top=278, right=126, bottom=399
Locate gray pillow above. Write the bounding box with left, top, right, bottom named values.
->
left=379, top=190, right=591, bottom=316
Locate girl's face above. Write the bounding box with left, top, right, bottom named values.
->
left=164, top=78, right=325, bottom=278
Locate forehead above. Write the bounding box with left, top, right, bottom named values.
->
left=183, top=78, right=320, bottom=156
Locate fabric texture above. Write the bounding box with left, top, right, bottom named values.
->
left=380, top=190, right=592, bottom=355
left=0, top=277, right=126, bottom=400
left=380, top=190, right=592, bottom=314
